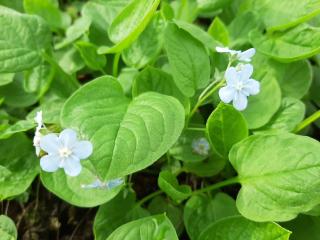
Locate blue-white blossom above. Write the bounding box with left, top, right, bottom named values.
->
left=39, top=129, right=93, bottom=177
left=81, top=178, right=124, bottom=190
left=192, top=138, right=210, bottom=156
left=219, top=64, right=260, bottom=111
left=216, top=47, right=256, bottom=62
left=33, top=111, right=44, bottom=156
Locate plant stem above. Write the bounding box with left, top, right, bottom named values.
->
left=191, top=177, right=239, bottom=195
left=294, top=110, right=320, bottom=133
left=186, top=127, right=206, bottom=132
left=137, top=190, right=163, bottom=206
left=112, top=52, right=121, bottom=77
left=189, top=80, right=225, bottom=120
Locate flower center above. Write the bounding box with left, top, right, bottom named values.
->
left=59, top=147, right=72, bottom=158
left=235, top=81, right=244, bottom=91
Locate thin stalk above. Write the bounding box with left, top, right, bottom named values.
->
left=137, top=190, right=163, bottom=206
left=294, top=110, right=320, bottom=133
left=186, top=127, right=206, bottom=132
left=112, top=52, right=121, bottom=77
left=191, top=177, right=239, bottom=195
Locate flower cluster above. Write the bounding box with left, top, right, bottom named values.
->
left=216, top=47, right=260, bottom=111
left=192, top=138, right=210, bottom=156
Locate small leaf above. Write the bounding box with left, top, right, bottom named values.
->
left=0, top=215, right=17, bottom=240
left=75, top=41, right=106, bottom=71
left=207, top=103, right=248, bottom=158
left=164, top=22, right=210, bottom=97
left=158, top=170, right=192, bottom=202
left=198, top=216, right=291, bottom=240
left=106, top=214, right=179, bottom=240
left=230, top=133, right=320, bottom=222
left=208, top=17, right=230, bottom=45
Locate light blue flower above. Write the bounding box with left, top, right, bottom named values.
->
left=39, top=129, right=93, bottom=177
left=81, top=178, right=124, bottom=189
left=219, top=64, right=260, bottom=111
left=216, top=47, right=256, bottom=62
left=192, top=138, right=210, bottom=156
left=33, top=111, right=43, bottom=156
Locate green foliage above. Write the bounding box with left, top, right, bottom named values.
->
left=0, top=215, right=17, bottom=240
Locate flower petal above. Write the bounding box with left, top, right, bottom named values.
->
left=72, top=140, right=93, bottom=159
left=225, top=67, right=238, bottom=85
left=216, top=46, right=231, bottom=53
left=238, top=48, right=256, bottom=62
left=40, top=133, right=60, bottom=154
left=239, top=64, right=253, bottom=82
left=40, top=154, right=60, bottom=172
left=63, top=155, right=82, bottom=177
left=244, top=79, right=260, bottom=95
left=219, top=86, right=235, bottom=103
left=233, top=92, right=248, bottom=111
left=59, top=129, right=78, bottom=148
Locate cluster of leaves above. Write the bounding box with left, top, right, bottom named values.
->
left=1, top=0, right=320, bottom=239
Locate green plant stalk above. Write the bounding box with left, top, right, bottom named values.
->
left=112, top=52, right=121, bottom=77
left=192, top=177, right=239, bottom=195
left=294, top=109, right=320, bottom=133
left=137, top=190, right=163, bottom=206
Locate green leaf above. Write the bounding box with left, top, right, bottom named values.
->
left=184, top=193, right=239, bottom=240
left=242, top=0, right=320, bottom=31
left=169, top=129, right=209, bottom=163
left=282, top=215, right=320, bottom=240
left=106, top=214, right=179, bottom=240
left=132, top=66, right=188, bottom=109
left=310, top=67, right=320, bottom=106
left=208, top=17, right=230, bottom=46
left=242, top=73, right=281, bottom=129
left=40, top=168, right=123, bottom=207
left=75, top=41, right=106, bottom=71
left=118, top=67, right=139, bottom=96
left=207, top=103, right=248, bottom=158
left=197, top=0, right=233, bottom=17
left=0, top=74, right=38, bottom=108
left=0, top=215, right=17, bottom=240
left=171, top=0, right=198, bottom=22
left=0, top=134, right=39, bottom=200
left=61, top=76, right=185, bottom=180
left=0, top=120, right=35, bottom=139
left=122, top=13, right=165, bottom=69
left=230, top=133, right=320, bottom=222
left=254, top=97, right=305, bottom=133
left=0, top=6, right=51, bottom=73
left=0, top=73, right=14, bottom=86
left=98, top=0, right=160, bottom=54
left=198, top=216, right=291, bottom=240
left=23, top=0, right=70, bottom=31
left=270, top=60, right=312, bottom=99
left=250, top=24, right=320, bottom=62
left=164, top=22, right=210, bottom=97
left=94, top=190, right=149, bottom=240
left=148, top=196, right=184, bottom=235
left=56, top=46, right=85, bottom=74
left=158, top=170, right=192, bottom=202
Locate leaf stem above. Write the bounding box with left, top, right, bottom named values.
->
left=137, top=190, right=163, bottom=206
left=294, top=110, right=320, bottom=133
left=186, top=127, right=206, bottom=132
left=191, top=177, right=239, bottom=195
left=112, top=52, right=121, bottom=77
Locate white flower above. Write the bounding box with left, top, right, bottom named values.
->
left=39, top=129, right=93, bottom=177
left=33, top=111, right=44, bottom=156
left=192, top=138, right=210, bottom=156
left=216, top=47, right=256, bottom=62
left=219, top=64, right=260, bottom=111
left=81, top=178, right=124, bottom=189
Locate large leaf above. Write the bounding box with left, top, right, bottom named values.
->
left=250, top=24, right=320, bottom=62
left=230, top=133, right=320, bottom=222
left=0, top=134, right=39, bottom=200
left=207, top=103, right=248, bottom=158
left=184, top=193, right=239, bottom=240
left=164, top=22, right=210, bottom=97
left=198, top=216, right=291, bottom=240
left=0, top=215, right=17, bottom=240
left=94, top=190, right=149, bottom=240
left=122, top=13, right=165, bottom=69
left=106, top=214, right=179, bottom=240
left=0, top=6, right=51, bottom=72
left=242, top=73, right=281, bottom=129
left=61, top=76, right=185, bottom=180
left=242, top=0, right=320, bottom=31
left=98, top=0, right=160, bottom=54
